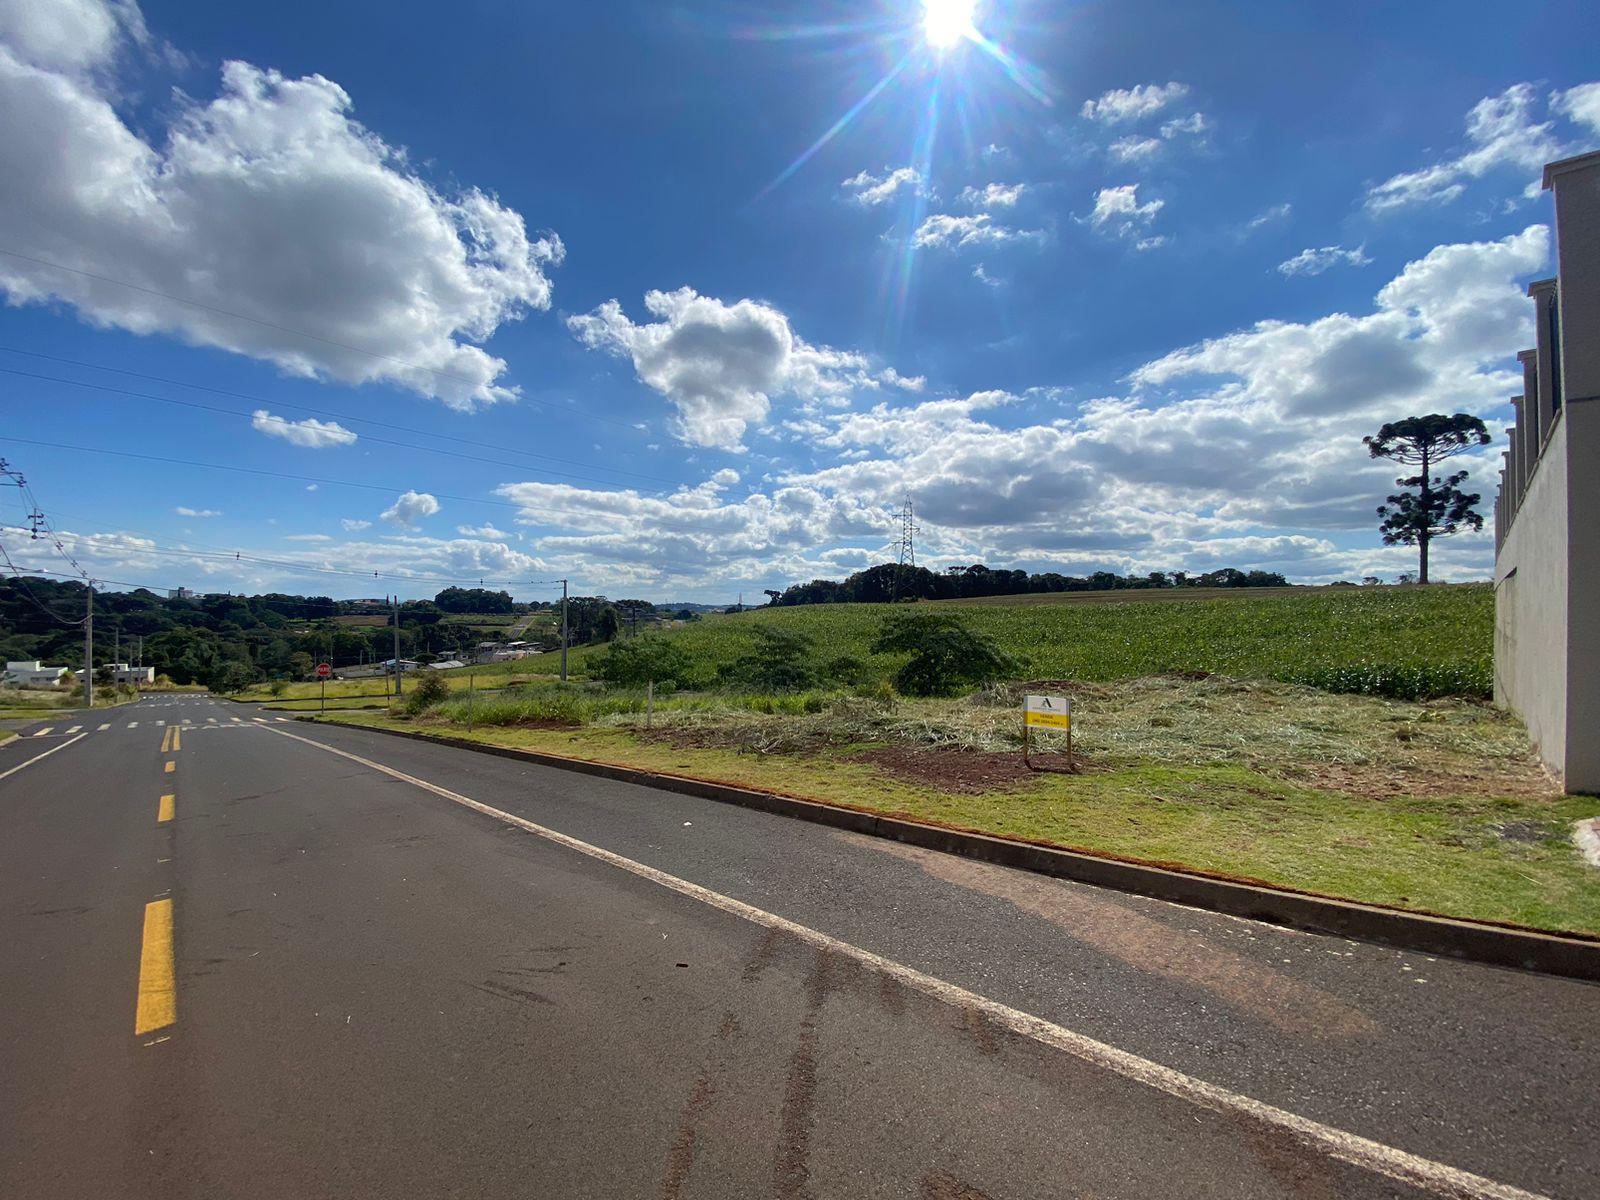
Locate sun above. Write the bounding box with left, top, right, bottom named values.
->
left=922, top=0, right=978, bottom=50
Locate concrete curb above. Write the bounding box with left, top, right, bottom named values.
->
left=300, top=717, right=1600, bottom=984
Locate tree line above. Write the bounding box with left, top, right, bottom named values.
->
left=762, top=562, right=1290, bottom=607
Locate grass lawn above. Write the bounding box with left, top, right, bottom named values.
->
left=445, top=583, right=1492, bottom=701
left=309, top=673, right=1600, bottom=936
left=232, top=671, right=553, bottom=704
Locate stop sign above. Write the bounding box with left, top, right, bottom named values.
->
left=316, top=662, right=332, bottom=679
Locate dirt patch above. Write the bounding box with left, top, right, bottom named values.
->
left=858, top=745, right=1083, bottom=793
left=1271, top=756, right=1555, bottom=801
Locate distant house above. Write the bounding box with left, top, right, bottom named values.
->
left=3, top=660, right=70, bottom=688
left=114, top=664, right=156, bottom=685
left=430, top=659, right=467, bottom=671
left=380, top=658, right=422, bottom=674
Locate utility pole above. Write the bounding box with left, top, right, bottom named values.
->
left=392, top=594, right=403, bottom=698
left=559, top=579, right=569, bottom=682
left=83, top=582, right=94, bottom=708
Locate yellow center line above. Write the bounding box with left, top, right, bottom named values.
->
left=164, top=760, right=175, bottom=774
left=135, top=898, right=176, bottom=1035
left=157, top=794, right=174, bottom=823
left=160, top=726, right=172, bottom=753
left=172, top=724, right=181, bottom=751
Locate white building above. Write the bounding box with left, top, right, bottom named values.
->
left=2, top=660, right=70, bottom=688
left=115, top=664, right=156, bottom=685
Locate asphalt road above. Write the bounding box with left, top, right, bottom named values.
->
left=1, top=694, right=1594, bottom=1199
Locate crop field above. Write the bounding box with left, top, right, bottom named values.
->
left=452, top=583, right=1492, bottom=701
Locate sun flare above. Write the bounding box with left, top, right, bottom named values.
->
left=922, top=0, right=978, bottom=50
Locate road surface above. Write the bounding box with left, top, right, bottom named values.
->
left=1, top=694, right=1594, bottom=1199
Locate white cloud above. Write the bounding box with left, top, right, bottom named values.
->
left=1364, top=83, right=1565, bottom=214
left=380, top=490, right=440, bottom=528
left=840, top=166, right=922, bottom=206
left=972, top=263, right=1003, bottom=288
left=960, top=182, right=1025, bottom=209
left=1134, top=236, right=1169, bottom=252
left=1159, top=112, right=1210, bottom=139
left=1087, top=184, right=1164, bottom=238
left=1277, top=245, right=1373, bottom=277
left=340, top=518, right=371, bottom=532
left=250, top=409, right=358, bottom=449
left=1246, top=203, right=1292, bottom=231
left=283, top=533, right=332, bottom=542
left=174, top=506, right=220, bottom=517
left=568, top=287, right=904, bottom=450
left=1108, top=136, right=1161, bottom=162
left=0, top=2, right=562, bottom=410
left=1081, top=82, right=1189, bottom=124
left=1552, top=82, right=1600, bottom=136
left=456, top=523, right=509, bottom=538
left=913, top=212, right=1040, bottom=250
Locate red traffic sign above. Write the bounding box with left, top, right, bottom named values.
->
left=316, top=662, right=332, bottom=679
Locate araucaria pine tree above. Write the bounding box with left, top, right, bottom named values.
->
left=1364, top=414, right=1491, bottom=584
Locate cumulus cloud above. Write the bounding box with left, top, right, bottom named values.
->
left=1277, top=245, right=1373, bottom=277
left=0, top=1, right=562, bottom=410
left=380, top=490, right=440, bottom=528
left=568, top=287, right=905, bottom=450
left=174, top=506, right=220, bottom=517
left=1108, top=136, right=1161, bottom=162
left=960, top=182, right=1025, bottom=209
left=496, top=226, right=1546, bottom=590
left=1552, top=82, right=1600, bottom=136
left=913, top=212, right=1041, bottom=250
left=251, top=409, right=358, bottom=448
left=840, top=166, right=922, bottom=206
left=1364, top=83, right=1566, bottom=214
left=1081, top=82, right=1189, bottom=124
left=456, top=523, right=508, bottom=538
left=340, top=518, right=371, bottom=532
left=1086, top=185, right=1164, bottom=239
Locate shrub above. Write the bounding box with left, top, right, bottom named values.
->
left=871, top=612, right=1017, bottom=697
left=268, top=679, right=289, bottom=699
left=825, top=654, right=868, bottom=685
left=592, top=637, right=700, bottom=688
left=404, top=671, right=451, bottom=714
left=718, top=626, right=818, bottom=690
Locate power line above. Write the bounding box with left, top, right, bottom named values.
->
left=0, top=246, right=643, bottom=433
left=0, top=354, right=678, bottom=489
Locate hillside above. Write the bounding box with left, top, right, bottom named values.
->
left=448, top=583, right=1493, bottom=700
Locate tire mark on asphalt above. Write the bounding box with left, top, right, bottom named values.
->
left=773, top=948, right=831, bottom=1199
left=921, top=1170, right=999, bottom=1200
left=660, top=1011, right=741, bottom=1200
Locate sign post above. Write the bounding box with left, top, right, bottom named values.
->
left=316, top=660, right=332, bottom=714
left=1023, top=693, right=1072, bottom=771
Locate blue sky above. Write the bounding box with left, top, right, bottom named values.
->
left=1, top=0, right=1597, bottom=602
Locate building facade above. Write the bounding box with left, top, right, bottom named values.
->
left=1494, top=149, right=1600, bottom=794
left=2, top=660, right=70, bottom=688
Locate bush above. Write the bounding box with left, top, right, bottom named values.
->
left=871, top=612, right=1017, bottom=697
left=825, top=654, right=868, bottom=685
left=718, top=626, right=818, bottom=690
left=403, top=671, right=451, bottom=714
left=268, top=679, right=289, bottom=699
left=592, top=637, right=700, bottom=688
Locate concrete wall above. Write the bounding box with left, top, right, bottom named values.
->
left=1496, top=414, right=1569, bottom=778
left=1561, top=399, right=1600, bottom=791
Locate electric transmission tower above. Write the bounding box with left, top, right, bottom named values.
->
left=892, top=498, right=918, bottom=601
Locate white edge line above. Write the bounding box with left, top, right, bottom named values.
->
left=263, top=724, right=1551, bottom=1200
left=0, top=732, right=89, bottom=783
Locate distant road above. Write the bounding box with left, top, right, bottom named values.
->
left=1, top=694, right=1592, bottom=1198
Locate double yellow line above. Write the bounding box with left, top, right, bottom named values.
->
left=139, top=725, right=180, bottom=1037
